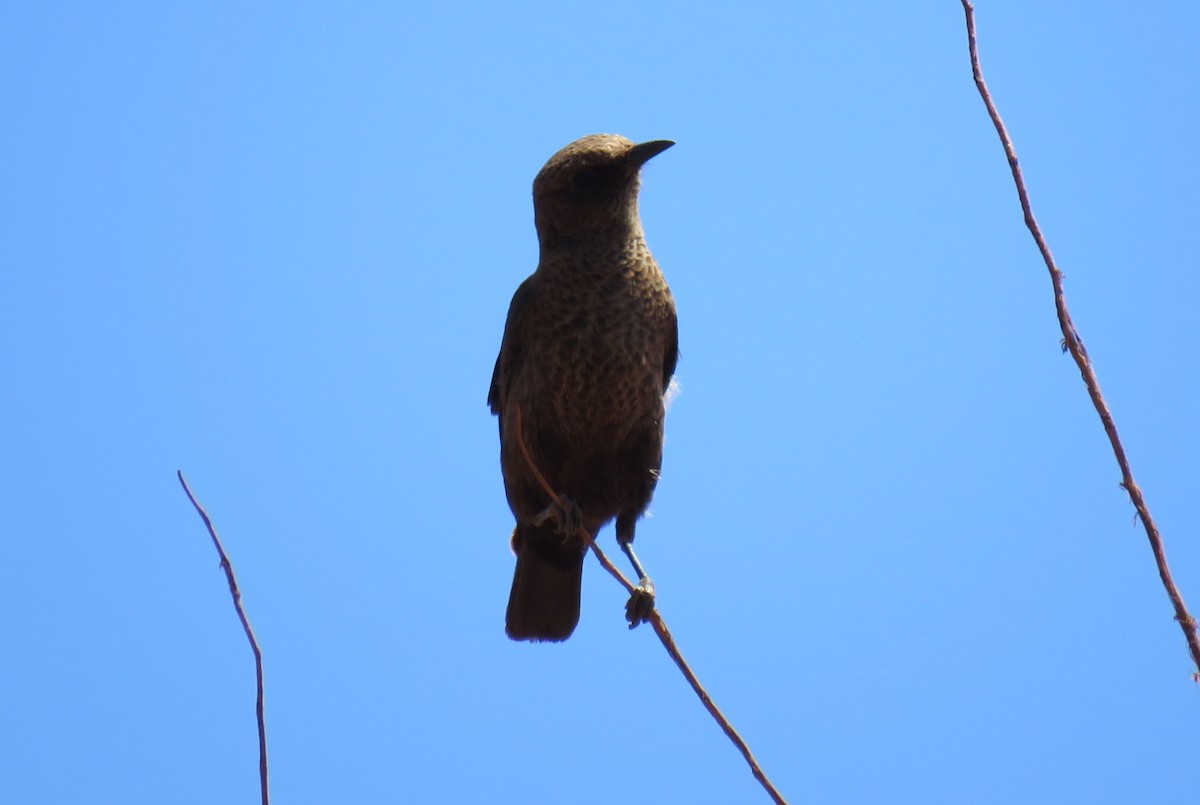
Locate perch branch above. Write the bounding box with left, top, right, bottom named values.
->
left=512, top=406, right=788, bottom=803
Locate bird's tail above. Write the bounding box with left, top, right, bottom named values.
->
left=505, top=522, right=585, bottom=642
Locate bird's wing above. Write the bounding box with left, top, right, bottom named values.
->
left=488, top=274, right=537, bottom=415
left=662, top=306, right=679, bottom=393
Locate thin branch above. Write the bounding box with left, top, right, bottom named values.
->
left=960, top=1, right=1200, bottom=677
left=177, top=470, right=271, bottom=804
left=512, top=406, right=788, bottom=804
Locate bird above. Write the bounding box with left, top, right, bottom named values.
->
left=488, top=133, right=679, bottom=642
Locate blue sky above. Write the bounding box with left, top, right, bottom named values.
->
left=3, top=2, right=1197, bottom=802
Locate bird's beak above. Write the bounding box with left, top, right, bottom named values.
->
left=628, top=139, right=675, bottom=167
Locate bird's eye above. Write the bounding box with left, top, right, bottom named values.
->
left=571, top=169, right=599, bottom=191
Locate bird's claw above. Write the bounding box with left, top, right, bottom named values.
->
left=532, top=495, right=582, bottom=538
left=625, top=577, right=656, bottom=629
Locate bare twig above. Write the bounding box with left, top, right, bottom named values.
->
left=512, top=406, right=788, bottom=803
left=177, top=471, right=271, bottom=804
left=960, top=1, right=1200, bottom=677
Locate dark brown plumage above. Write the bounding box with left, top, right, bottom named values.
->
left=488, top=134, right=678, bottom=642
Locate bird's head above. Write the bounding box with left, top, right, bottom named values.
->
left=532, top=134, right=673, bottom=245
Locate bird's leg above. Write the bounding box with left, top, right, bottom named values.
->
left=532, top=494, right=582, bottom=539
left=616, top=514, right=655, bottom=628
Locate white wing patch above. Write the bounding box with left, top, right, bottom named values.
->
left=663, top=377, right=682, bottom=410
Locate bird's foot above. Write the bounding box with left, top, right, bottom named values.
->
left=625, top=576, right=656, bottom=629
left=532, top=495, right=582, bottom=538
